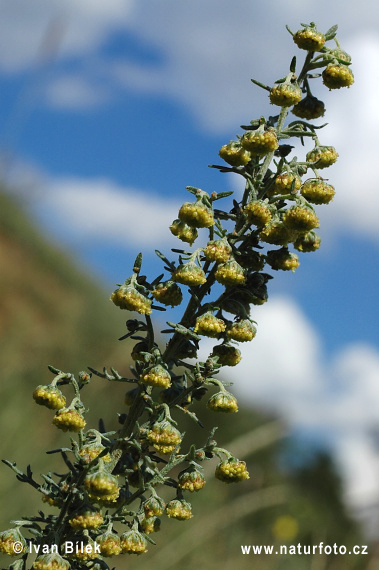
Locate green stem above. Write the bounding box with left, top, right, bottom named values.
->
left=145, top=314, right=154, bottom=351
left=255, top=106, right=290, bottom=200
left=297, top=51, right=316, bottom=84
left=162, top=268, right=217, bottom=365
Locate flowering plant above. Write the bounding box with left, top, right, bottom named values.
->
left=1, top=22, right=353, bottom=570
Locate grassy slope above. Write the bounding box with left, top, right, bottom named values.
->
left=0, top=189, right=130, bottom=529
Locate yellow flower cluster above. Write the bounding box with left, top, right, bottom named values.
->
left=52, top=409, right=86, bottom=432
left=215, top=460, right=250, bottom=483
left=33, top=385, right=66, bottom=410
left=141, top=364, right=172, bottom=389
left=166, top=499, right=193, bottom=520
left=147, top=422, right=182, bottom=454
left=194, top=312, right=226, bottom=337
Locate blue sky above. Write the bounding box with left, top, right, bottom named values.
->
left=1, top=0, right=379, bottom=525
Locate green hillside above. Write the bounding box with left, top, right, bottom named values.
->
left=0, top=189, right=131, bottom=528
left=0, top=190, right=372, bottom=569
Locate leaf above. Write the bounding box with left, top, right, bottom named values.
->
left=174, top=404, right=204, bottom=427
left=208, top=163, right=238, bottom=173
left=325, top=24, right=338, bottom=40
left=47, top=365, right=61, bottom=374
left=151, top=304, right=167, bottom=311
left=155, top=250, right=175, bottom=270
left=150, top=273, right=164, bottom=287
left=45, top=447, right=71, bottom=454
left=285, top=24, right=294, bottom=36
left=185, top=186, right=200, bottom=195
left=211, top=191, right=234, bottom=201
left=171, top=248, right=193, bottom=255
left=277, top=132, right=291, bottom=140
left=251, top=78, right=271, bottom=92
left=133, top=252, right=143, bottom=273
left=166, top=322, right=201, bottom=341
left=118, top=330, right=137, bottom=341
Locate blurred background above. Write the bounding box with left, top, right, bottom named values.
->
left=0, top=1, right=378, bottom=568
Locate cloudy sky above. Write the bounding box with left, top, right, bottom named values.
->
left=0, top=0, right=378, bottom=525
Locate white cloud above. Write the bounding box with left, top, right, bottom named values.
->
left=0, top=0, right=134, bottom=72
left=107, top=0, right=379, bottom=130
left=45, top=75, right=109, bottom=109
left=233, top=297, right=322, bottom=408
left=99, top=3, right=379, bottom=245
left=2, top=0, right=378, bottom=126
left=42, top=177, right=179, bottom=248
left=212, top=296, right=379, bottom=514
left=335, top=436, right=379, bottom=532
left=3, top=0, right=379, bottom=250
left=315, top=35, right=379, bottom=243
left=331, top=344, right=379, bottom=430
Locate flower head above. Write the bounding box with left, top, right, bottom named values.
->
left=111, top=283, right=152, bottom=314
left=166, top=499, right=193, bottom=520
left=33, top=385, right=66, bottom=410
left=52, top=408, right=86, bottom=432
left=215, top=459, right=250, bottom=483
left=120, top=530, right=147, bottom=555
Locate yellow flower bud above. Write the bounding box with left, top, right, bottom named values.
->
left=294, top=231, right=321, bottom=252
left=273, top=172, right=301, bottom=195
left=141, top=364, right=172, bottom=389
left=147, top=421, right=182, bottom=454
left=173, top=261, right=207, bottom=286
left=79, top=444, right=111, bottom=464
left=69, top=508, right=103, bottom=530
left=215, top=459, right=250, bottom=483
left=120, top=530, right=147, bottom=554
left=110, top=283, right=152, bottom=314
left=301, top=179, right=335, bottom=204
left=293, top=26, right=325, bottom=51
left=143, top=496, right=166, bottom=517
left=266, top=248, right=300, bottom=272
left=283, top=206, right=319, bottom=232
left=260, top=220, right=297, bottom=246
left=219, top=141, right=251, bottom=167
left=52, top=408, right=86, bottom=432
left=244, top=200, right=272, bottom=227
left=84, top=470, right=119, bottom=500
left=227, top=320, right=257, bottom=342
left=33, top=385, right=66, bottom=410
left=166, top=499, right=193, bottom=520
left=322, top=63, right=354, bottom=90
left=214, top=259, right=246, bottom=286
left=97, top=532, right=122, bottom=557
left=32, top=553, right=70, bottom=570
left=169, top=219, right=198, bottom=245
left=194, top=312, right=226, bottom=337
left=203, top=239, right=232, bottom=263
left=140, top=516, right=161, bottom=534
left=178, top=468, right=206, bottom=492
left=211, top=344, right=241, bottom=366
left=0, top=528, right=27, bottom=556
left=306, top=146, right=338, bottom=169
left=270, top=83, right=301, bottom=107
left=207, top=391, right=238, bottom=413
left=178, top=201, right=214, bottom=228
left=152, top=281, right=183, bottom=307
left=241, top=129, right=279, bottom=155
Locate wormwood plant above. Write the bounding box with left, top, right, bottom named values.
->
left=1, top=23, right=353, bottom=570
